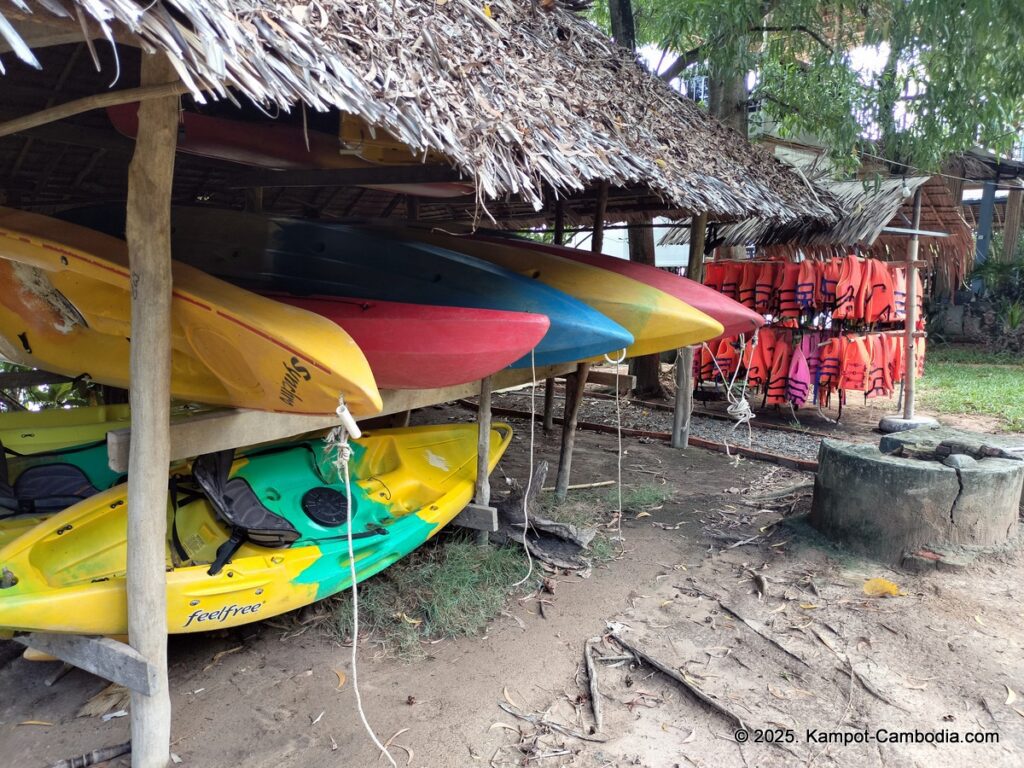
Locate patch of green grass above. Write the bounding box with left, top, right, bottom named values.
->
left=332, top=531, right=536, bottom=659
left=918, top=344, right=1024, bottom=431
left=620, top=484, right=673, bottom=512
left=926, top=343, right=1022, bottom=366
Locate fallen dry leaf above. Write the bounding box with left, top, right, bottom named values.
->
left=203, top=645, right=243, bottom=672
left=863, top=578, right=903, bottom=598
left=18, top=720, right=54, bottom=727
left=1005, top=685, right=1017, bottom=706
left=334, top=669, right=347, bottom=690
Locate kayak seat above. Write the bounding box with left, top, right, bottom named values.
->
left=0, top=456, right=99, bottom=517
left=192, top=449, right=300, bottom=576
left=301, top=487, right=348, bottom=528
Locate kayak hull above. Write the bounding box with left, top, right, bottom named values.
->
left=407, top=230, right=724, bottom=356
left=0, top=423, right=512, bottom=636
left=501, top=238, right=764, bottom=341
left=61, top=206, right=635, bottom=368
left=0, top=208, right=382, bottom=416
left=269, top=294, right=550, bottom=389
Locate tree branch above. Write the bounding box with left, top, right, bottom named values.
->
left=659, top=47, right=703, bottom=82
left=749, top=25, right=833, bottom=53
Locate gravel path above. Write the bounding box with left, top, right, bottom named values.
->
left=490, top=392, right=827, bottom=461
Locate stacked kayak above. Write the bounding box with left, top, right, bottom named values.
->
left=0, top=208, right=382, bottom=416
left=60, top=205, right=633, bottom=372
left=0, top=422, right=511, bottom=636
left=1, top=439, right=124, bottom=549
left=400, top=228, right=726, bottom=355
left=486, top=236, right=764, bottom=341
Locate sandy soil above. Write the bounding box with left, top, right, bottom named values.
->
left=1, top=412, right=1022, bottom=767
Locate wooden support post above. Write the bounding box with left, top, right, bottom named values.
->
left=904, top=189, right=923, bottom=421
left=554, top=361, right=592, bottom=501
left=124, top=53, right=178, bottom=768
left=543, top=377, right=556, bottom=432
left=673, top=213, right=708, bottom=448
left=244, top=187, right=263, bottom=213
left=474, top=376, right=493, bottom=545
left=1003, top=187, right=1023, bottom=262
left=592, top=181, right=609, bottom=254
left=553, top=199, right=565, bottom=246
left=406, top=195, right=420, bottom=221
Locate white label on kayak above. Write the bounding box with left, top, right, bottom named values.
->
left=425, top=449, right=449, bottom=471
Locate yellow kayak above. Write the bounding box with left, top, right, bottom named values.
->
left=0, top=208, right=382, bottom=416
left=0, top=422, right=511, bottom=636
left=0, top=403, right=132, bottom=454
left=402, top=229, right=724, bottom=357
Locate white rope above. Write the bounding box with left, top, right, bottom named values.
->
left=701, top=333, right=755, bottom=457
left=603, top=349, right=627, bottom=539
left=327, top=397, right=397, bottom=768
left=512, top=349, right=537, bottom=588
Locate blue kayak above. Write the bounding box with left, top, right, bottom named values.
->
left=60, top=206, right=633, bottom=369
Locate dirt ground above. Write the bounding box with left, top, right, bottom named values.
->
left=2, top=408, right=1023, bottom=767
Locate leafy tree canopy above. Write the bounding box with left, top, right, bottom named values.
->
left=592, top=1, right=1024, bottom=172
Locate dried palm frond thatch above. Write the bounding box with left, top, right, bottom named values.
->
left=0, top=0, right=837, bottom=223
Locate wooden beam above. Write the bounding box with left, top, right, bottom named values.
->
left=586, top=368, right=635, bottom=393
left=474, top=376, right=493, bottom=545
left=592, top=181, right=610, bottom=254
left=123, top=52, right=177, bottom=768
left=232, top=164, right=468, bottom=189
left=451, top=503, right=498, bottom=532
left=904, top=188, right=923, bottom=420
left=554, top=362, right=592, bottom=501
left=1003, top=188, right=1023, bottom=262
left=14, top=634, right=157, bottom=695
left=0, top=82, right=190, bottom=140
left=108, top=364, right=579, bottom=472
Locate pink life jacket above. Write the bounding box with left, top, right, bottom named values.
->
left=786, top=346, right=811, bottom=408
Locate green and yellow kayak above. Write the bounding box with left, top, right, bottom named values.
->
left=0, top=422, right=511, bottom=636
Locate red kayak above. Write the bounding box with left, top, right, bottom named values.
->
left=107, top=104, right=475, bottom=199
left=487, top=237, right=764, bottom=341
left=268, top=294, right=550, bottom=390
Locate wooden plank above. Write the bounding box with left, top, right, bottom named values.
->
left=232, top=164, right=468, bottom=189
left=672, top=348, right=694, bottom=449
left=14, top=634, right=156, bottom=695
left=543, top=378, right=556, bottom=432
left=123, top=52, right=177, bottom=768
left=585, top=369, right=635, bottom=392
left=451, top=503, right=498, bottom=532
left=108, top=364, right=578, bottom=472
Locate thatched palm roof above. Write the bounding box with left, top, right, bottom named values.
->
left=0, top=0, right=836, bottom=223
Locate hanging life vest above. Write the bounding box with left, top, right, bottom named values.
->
left=704, top=261, right=725, bottom=294
left=795, top=260, right=819, bottom=312
left=866, top=334, right=894, bottom=399
left=820, top=258, right=841, bottom=310
left=776, top=262, right=802, bottom=321
left=787, top=347, right=811, bottom=408
left=745, top=328, right=775, bottom=388
left=720, top=263, right=743, bottom=301
left=754, top=262, right=779, bottom=315
left=833, top=255, right=863, bottom=321
left=816, top=337, right=843, bottom=405
left=839, top=335, right=872, bottom=392
left=863, top=259, right=895, bottom=324
left=714, top=338, right=741, bottom=381
left=765, top=337, right=793, bottom=405
left=737, top=262, right=758, bottom=310
left=891, top=266, right=907, bottom=321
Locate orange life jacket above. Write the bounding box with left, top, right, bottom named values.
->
left=839, top=335, right=871, bottom=392
left=866, top=334, right=893, bottom=398
left=694, top=344, right=715, bottom=383
left=888, top=334, right=904, bottom=384
left=833, top=256, right=863, bottom=321
left=704, top=261, right=725, bottom=293
left=765, top=338, right=792, bottom=405
left=817, top=337, right=843, bottom=405
left=776, top=262, right=802, bottom=319
left=820, top=258, right=841, bottom=309
left=737, top=262, right=758, bottom=309
left=720, top=263, right=743, bottom=301
left=891, top=266, right=907, bottom=321
left=745, top=328, right=776, bottom=388
left=755, top=262, right=780, bottom=314
left=863, top=259, right=895, bottom=323
left=914, top=271, right=924, bottom=324
left=795, top=260, right=819, bottom=311
left=715, top=338, right=741, bottom=381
